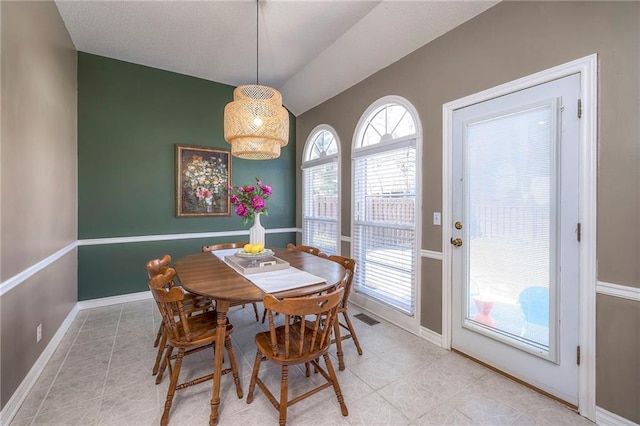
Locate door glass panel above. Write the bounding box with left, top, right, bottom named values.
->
left=464, top=105, right=554, bottom=352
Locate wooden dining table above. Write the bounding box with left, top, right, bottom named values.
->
left=174, top=247, right=346, bottom=426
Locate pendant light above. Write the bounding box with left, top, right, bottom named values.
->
left=224, top=0, right=289, bottom=160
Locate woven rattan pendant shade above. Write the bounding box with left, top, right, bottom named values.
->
left=224, top=85, right=289, bottom=160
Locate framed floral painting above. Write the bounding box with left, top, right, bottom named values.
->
left=176, top=145, right=231, bottom=217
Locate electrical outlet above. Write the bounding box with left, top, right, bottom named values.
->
left=37, top=324, right=42, bottom=343
left=433, top=212, right=441, bottom=226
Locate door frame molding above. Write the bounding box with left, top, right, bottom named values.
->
left=441, top=54, right=597, bottom=421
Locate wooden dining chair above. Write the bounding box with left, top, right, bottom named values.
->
left=247, top=288, right=348, bottom=425
left=201, top=242, right=260, bottom=321
left=149, top=267, right=242, bottom=426
left=327, top=254, right=363, bottom=370
left=146, top=254, right=213, bottom=376
left=258, top=242, right=327, bottom=323
left=285, top=242, right=322, bottom=256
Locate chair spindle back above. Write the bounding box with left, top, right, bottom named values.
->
left=148, top=268, right=195, bottom=342
left=327, top=255, right=356, bottom=307
left=263, top=288, right=344, bottom=360
left=286, top=243, right=322, bottom=256
left=146, top=254, right=172, bottom=279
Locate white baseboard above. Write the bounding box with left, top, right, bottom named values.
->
left=1, top=291, right=155, bottom=424
left=596, top=406, right=639, bottom=426
left=0, top=304, right=79, bottom=426
left=419, top=326, right=443, bottom=347
left=76, top=290, right=152, bottom=310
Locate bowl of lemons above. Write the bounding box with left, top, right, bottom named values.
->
left=235, top=243, right=274, bottom=259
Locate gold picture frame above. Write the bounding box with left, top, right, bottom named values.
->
left=176, top=145, right=231, bottom=217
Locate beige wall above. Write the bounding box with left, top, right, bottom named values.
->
left=596, top=295, right=640, bottom=423
left=297, top=1, right=639, bottom=422
left=0, top=0, right=77, bottom=409
left=0, top=254, right=77, bottom=407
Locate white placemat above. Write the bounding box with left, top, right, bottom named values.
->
left=215, top=250, right=325, bottom=293
left=236, top=266, right=325, bottom=293
left=210, top=248, right=238, bottom=259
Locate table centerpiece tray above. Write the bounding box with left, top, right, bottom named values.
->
left=225, top=250, right=290, bottom=275
left=234, top=248, right=275, bottom=260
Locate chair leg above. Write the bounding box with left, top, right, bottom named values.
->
left=153, top=322, right=163, bottom=347
left=251, top=302, right=260, bottom=322
left=246, top=351, right=263, bottom=404
left=342, top=311, right=363, bottom=355
left=152, top=329, right=168, bottom=375
left=262, top=309, right=280, bottom=324
left=279, top=365, right=289, bottom=426
left=304, top=360, right=320, bottom=376
left=161, top=348, right=184, bottom=426
left=224, top=335, right=243, bottom=399
left=156, top=345, right=173, bottom=385
left=323, top=353, right=348, bottom=416
left=333, top=315, right=345, bottom=371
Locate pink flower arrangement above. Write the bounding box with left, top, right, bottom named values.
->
left=229, top=178, right=272, bottom=225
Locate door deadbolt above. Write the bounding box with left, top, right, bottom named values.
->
left=455, top=221, right=463, bottom=230
left=450, top=238, right=463, bottom=247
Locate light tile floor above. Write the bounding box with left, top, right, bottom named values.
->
left=10, top=300, right=593, bottom=426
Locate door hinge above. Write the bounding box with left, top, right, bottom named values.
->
left=577, top=99, right=582, bottom=119
left=576, top=223, right=581, bottom=242
left=577, top=345, right=581, bottom=365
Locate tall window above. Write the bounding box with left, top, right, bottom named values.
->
left=302, top=125, right=340, bottom=255
left=352, top=97, right=419, bottom=316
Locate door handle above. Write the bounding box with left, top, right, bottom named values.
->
left=450, top=238, right=463, bottom=247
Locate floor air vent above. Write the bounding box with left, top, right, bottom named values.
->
left=354, top=313, right=379, bottom=326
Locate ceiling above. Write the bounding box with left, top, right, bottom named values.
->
left=55, top=0, right=498, bottom=116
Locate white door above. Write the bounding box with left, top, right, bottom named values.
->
left=451, top=74, right=581, bottom=405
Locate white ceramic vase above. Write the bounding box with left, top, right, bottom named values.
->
left=249, top=213, right=265, bottom=246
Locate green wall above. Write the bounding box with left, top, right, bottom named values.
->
left=78, top=53, right=296, bottom=300
left=77, top=234, right=295, bottom=300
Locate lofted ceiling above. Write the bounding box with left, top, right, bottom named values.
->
left=55, top=0, right=499, bottom=116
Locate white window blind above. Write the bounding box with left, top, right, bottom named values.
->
left=352, top=144, right=416, bottom=315
left=302, top=127, right=339, bottom=255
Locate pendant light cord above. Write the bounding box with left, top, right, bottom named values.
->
left=256, top=0, right=260, bottom=85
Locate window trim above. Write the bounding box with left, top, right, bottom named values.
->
left=303, top=124, right=340, bottom=165
left=353, top=95, right=421, bottom=156
left=350, top=95, right=423, bottom=332
left=301, top=124, right=341, bottom=255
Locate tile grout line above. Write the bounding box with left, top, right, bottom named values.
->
left=27, top=312, right=90, bottom=426
left=150, top=303, right=162, bottom=408
left=93, top=304, right=124, bottom=426
left=152, top=303, right=161, bottom=408
left=14, top=300, right=593, bottom=426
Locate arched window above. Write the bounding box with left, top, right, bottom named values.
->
left=351, top=96, right=421, bottom=319
left=301, top=125, right=340, bottom=255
